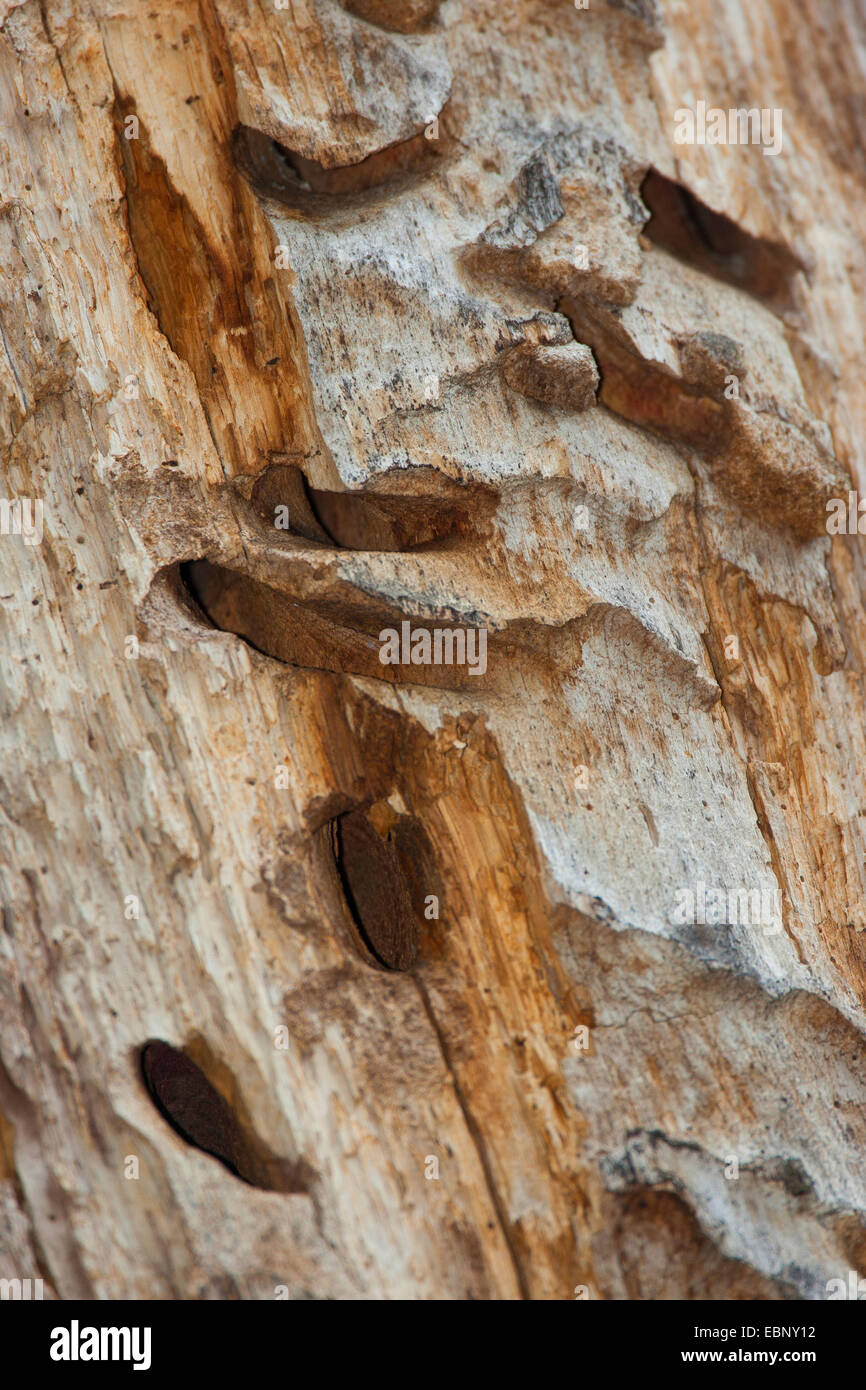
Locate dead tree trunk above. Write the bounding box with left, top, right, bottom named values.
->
left=2, top=0, right=866, bottom=1300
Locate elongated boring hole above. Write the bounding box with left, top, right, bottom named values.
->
left=641, top=168, right=803, bottom=306
left=140, top=1040, right=311, bottom=1192
left=332, top=805, right=419, bottom=970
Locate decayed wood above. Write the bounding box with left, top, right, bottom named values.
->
left=2, top=0, right=866, bottom=1301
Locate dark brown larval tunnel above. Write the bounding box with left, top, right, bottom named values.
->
left=332, top=805, right=419, bottom=971
left=140, top=1040, right=312, bottom=1193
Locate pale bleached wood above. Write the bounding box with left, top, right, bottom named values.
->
left=1, top=0, right=866, bottom=1301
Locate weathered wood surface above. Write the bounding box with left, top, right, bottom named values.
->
left=2, top=0, right=866, bottom=1299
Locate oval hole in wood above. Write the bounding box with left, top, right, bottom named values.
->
left=140, top=1040, right=311, bottom=1192
left=332, top=806, right=419, bottom=970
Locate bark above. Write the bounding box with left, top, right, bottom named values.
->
left=1, top=0, right=866, bottom=1301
